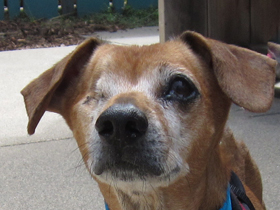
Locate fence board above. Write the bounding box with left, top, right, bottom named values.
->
left=61, top=0, right=75, bottom=14
left=24, top=0, right=58, bottom=19
left=0, top=0, right=3, bottom=20
left=159, top=0, right=208, bottom=42
left=127, top=0, right=157, bottom=9
left=7, top=0, right=20, bottom=19
left=208, top=0, right=250, bottom=46
left=77, top=0, right=109, bottom=17
left=251, top=0, right=280, bottom=46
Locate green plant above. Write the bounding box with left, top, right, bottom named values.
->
left=86, top=6, right=158, bottom=28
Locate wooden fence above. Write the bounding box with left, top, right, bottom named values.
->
left=0, top=0, right=158, bottom=20
left=159, top=0, right=280, bottom=53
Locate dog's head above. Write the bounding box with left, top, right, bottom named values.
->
left=21, top=31, right=276, bottom=191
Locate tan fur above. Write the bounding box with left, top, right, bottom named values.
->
left=21, top=31, right=276, bottom=210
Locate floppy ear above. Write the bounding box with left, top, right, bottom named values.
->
left=21, top=38, right=101, bottom=135
left=180, top=31, right=276, bottom=113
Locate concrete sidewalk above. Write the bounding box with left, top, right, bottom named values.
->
left=1, top=26, right=279, bottom=210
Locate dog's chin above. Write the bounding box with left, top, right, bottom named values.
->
left=92, top=162, right=182, bottom=188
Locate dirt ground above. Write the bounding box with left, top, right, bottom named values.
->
left=0, top=18, right=120, bottom=51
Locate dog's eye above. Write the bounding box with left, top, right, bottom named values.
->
left=164, top=76, right=198, bottom=101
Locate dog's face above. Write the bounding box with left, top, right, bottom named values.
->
left=21, top=31, right=276, bottom=194
left=71, top=41, right=228, bottom=189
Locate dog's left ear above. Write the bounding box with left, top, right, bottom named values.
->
left=21, top=38, right=101, bottom=135
left=180, top=31, right=276, bottom=113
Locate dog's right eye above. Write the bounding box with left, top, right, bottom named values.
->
left=163, top=76, right=198, bottom=102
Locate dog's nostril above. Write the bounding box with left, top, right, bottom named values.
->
left=126, top=121, right=141, bottom=138
left=97, top=120, right=114, bottom=137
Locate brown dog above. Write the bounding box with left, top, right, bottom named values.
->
left=267, top=42, right=280, bottom=79
left=21, top=31, right=276, bottom=210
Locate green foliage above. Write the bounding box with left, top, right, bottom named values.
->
left=9, top=6, right=158, bottom=31
left=84, top=6, right=158, bottom=28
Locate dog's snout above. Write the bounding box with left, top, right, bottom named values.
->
left=95, top=103, right=148, bottom=145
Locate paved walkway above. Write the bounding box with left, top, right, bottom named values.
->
left=0, top=26, right=279, bottom=209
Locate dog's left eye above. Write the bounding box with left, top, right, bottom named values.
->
left=164, top=76, right=198, bottom=101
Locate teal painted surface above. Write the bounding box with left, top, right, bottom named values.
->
left=0, top=0, right=4, bottom=20
left=127, top=0, right=157, bottom=9
left=113, top=0, right=124, bottom=12
left=1, top=0, right=157, bottom=20
left=24, top=0, right=58, bottom=19
left=77, top=0, right=109, bottom=17
left=8, top=0, right=20, bottom=19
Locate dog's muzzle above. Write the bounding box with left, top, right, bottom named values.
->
left=93, top=103, right=166, bottom=179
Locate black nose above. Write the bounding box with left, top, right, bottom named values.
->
left=95, top=103, right=148, bottom=145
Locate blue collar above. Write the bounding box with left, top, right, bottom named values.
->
left=219, top=185, right=232, bottom=210
left=105, top=202, right=110, bottom=210
left=104, top=185, right=232, bottom=210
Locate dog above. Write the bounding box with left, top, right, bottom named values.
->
left=21, top=31, right=276, bottom=210
left=267, top=41, right=280, bottom=79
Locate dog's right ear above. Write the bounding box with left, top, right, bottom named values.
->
left=21, top=38, right=101, bottom=135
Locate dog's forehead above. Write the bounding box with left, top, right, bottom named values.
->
left=88, top=40, right=206, bottom=95
left=91, top=40, right=200, bottom=78
left=86, top=40, right=205, bottom=96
